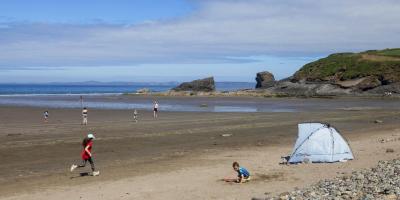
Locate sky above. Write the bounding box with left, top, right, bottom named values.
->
left=1, top=0, right=400, bottom=83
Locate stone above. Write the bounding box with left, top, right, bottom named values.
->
left=386, top=148, right=394, bottom=153
left=302, top=158, right=312, bottom=164
left=279, top=192, right=290, bottom=200
left=369, top=82, right=400, bottom=94
left=384, top=194, right=398, bottom=200
left=172, top=77, right=215, bottom=92
left=344, top=76, right=381, bottom=91
left=256, top=71, right=276, bottom=88
left=267, top=158, right=400, bottom=200
left=353, top=76, right=382, bottom=91
left=136, top=88, right=151, bottom=94
left=356, top=173, right=364, bottom=180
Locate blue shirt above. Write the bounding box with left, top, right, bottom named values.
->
left=237, top=167, right=250, bottom=178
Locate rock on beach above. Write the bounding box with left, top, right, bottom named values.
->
left=264, top=159, right=400, bottom=200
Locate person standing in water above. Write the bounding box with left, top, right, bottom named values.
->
left=43, top=110, right=49, bottom=123
left=70, top=133, right=100, bottom=176
left=82, top=107, right=88, bottom=125
left=133, top=109, right=138, bottom=123
left=153, top=101, right=159, bottom=119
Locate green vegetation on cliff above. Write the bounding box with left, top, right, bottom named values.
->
left=293, top=48, right=400, bottom=84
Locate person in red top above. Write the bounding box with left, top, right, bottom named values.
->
left=70, top=133, right=100, bottom=176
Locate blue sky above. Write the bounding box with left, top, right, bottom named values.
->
left=1, top=0, right=400, bottom=83
left=0, top=0, right=194, bottom=24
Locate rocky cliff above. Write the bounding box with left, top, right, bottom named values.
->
left=292, top=49, right=400, bottom=90
left=261, top=48, right=400, bottom=96
left=255, top=71, right=276, bottom=88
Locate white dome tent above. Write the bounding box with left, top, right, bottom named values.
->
left=288, top=122, right=354, bottom=163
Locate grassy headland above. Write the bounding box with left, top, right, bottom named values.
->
left=293, top=48, right=400, bottom=83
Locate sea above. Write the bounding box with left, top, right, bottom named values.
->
left=0, top=82, right=254, bottom=95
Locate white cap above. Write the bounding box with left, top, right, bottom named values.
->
left=87, top=133, right=95, bottom=139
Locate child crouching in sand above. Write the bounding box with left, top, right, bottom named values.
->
left=224, top=162, right=251, bottom=183
left=233, top=162, right=250, bottom=183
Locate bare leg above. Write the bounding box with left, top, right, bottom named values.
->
left=82, top=116, right=88, bottom=125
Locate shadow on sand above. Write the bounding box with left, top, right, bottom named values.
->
left=70, top=172, right=92, bottom=179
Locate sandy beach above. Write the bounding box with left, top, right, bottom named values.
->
left=2, top=0, right=400, bottom=198
left=0, top=97, right=399, bottom=200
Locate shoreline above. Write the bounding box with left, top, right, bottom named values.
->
left=0, top=94, right=400, bottom=113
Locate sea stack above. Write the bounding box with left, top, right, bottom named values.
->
left=255, top=71, right=276, bottom=88
left=172, top=77, right=215, bottom=92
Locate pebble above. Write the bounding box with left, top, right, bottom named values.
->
left=386, top=148, right=395, bottom=153
left=265, top=159, right=400, bottom=200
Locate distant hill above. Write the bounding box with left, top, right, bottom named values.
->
left=292, top=48, right=400, bottom=84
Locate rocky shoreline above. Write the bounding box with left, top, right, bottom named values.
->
left=128, top=88, right=399, bottom=98
left=259, top=159, right=400, bottom=200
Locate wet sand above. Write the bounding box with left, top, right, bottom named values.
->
left=1, top=94, right=400, bottom=112
left=0, top=98, right=399, bottom=199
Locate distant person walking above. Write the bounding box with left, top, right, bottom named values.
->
left=43, top=110, right=49, bottom=123
left=153, top=101, right=159, bottom=118
left=82, top=107, right=88, bottom=125
left=70, top=133, right=100, bottom=176
left=133, top=109, right=138, bottom=123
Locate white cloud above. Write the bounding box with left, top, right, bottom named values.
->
left=1, top=0, right=400, bottom=68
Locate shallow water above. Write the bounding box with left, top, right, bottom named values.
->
left=0, top=95, right=399, bottom=113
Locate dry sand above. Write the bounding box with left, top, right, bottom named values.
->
left=0, top=103, right=399, bottom=199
